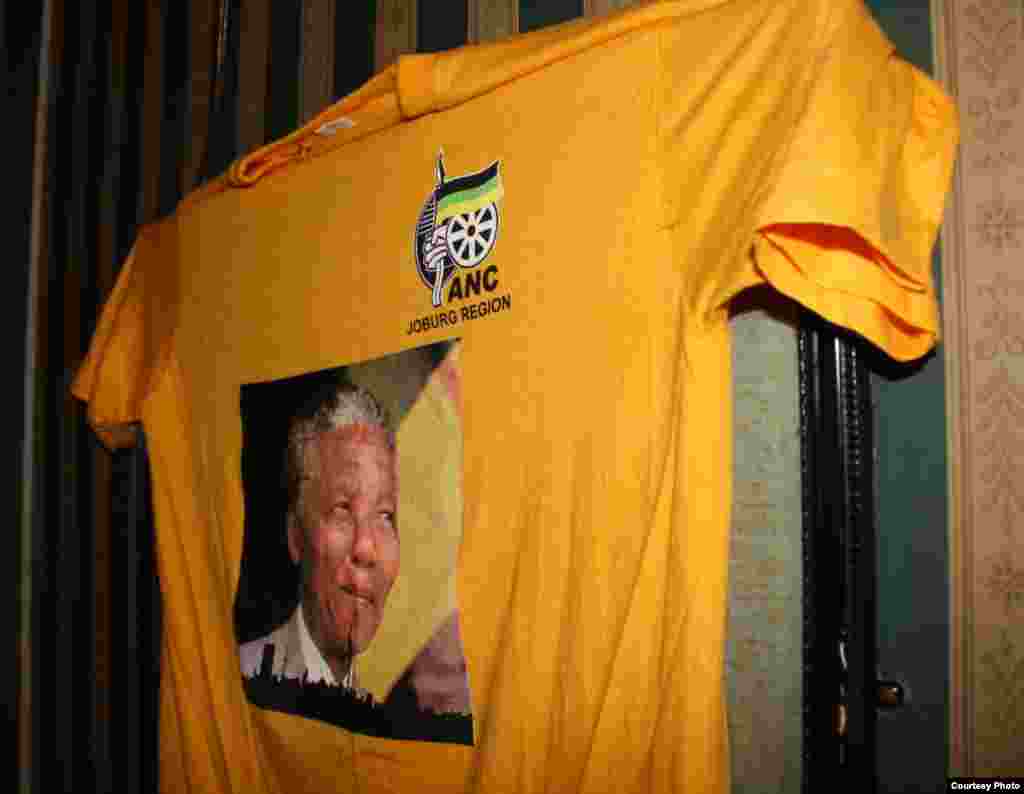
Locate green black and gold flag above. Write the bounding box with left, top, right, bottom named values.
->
left=435, top=161, right=503, bottom=224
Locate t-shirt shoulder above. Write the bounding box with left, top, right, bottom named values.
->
left=658, top=0, right=958, bottom=362
left=71, top=216, right=180, bottom=449
left=223, top=1, right=697, bottom=190
left=752, top=45, right=958, bottom=362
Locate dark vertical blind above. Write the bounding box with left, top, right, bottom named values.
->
left=334, top=1, right=376, bottom=100
left=204, top=0, right=242, bottom=176
left=519, top=0, right=582, bottom=33
left=42, top=1, right=98, bottom=789
left=19, top=3, right=381, bottom=791
left=10, top=0, right=47, bottom=789
left=266, top=1, right=302, bottom=142
left=417, top=0, right=468, bottom=52
left=158, top=0, right=192, bottom=217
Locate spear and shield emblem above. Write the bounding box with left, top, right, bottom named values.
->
left=414, top=152, right=504, bottom=307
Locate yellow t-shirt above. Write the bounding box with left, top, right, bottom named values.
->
left=72, top=0, right=958, bottom=791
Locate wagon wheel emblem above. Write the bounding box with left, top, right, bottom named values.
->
left=445, top=204, right=499, bottom=269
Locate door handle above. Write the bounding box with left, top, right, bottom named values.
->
left=876, top=680, right=905, bottom=708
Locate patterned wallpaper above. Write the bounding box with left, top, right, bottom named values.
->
left=938, top=0, right=1024, bottom=776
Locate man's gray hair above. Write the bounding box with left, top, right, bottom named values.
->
left=284, top=382, right=394, bottom=529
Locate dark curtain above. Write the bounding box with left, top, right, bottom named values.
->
left=17, top=2, right=378, bottom=791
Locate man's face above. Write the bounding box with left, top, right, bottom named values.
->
left=289, top=424, right=400, bottom=662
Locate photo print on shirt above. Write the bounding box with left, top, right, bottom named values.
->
left=234, top=340, right=472, bottom=745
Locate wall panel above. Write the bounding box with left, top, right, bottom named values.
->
left=938, top=0, right=1024, bottom=777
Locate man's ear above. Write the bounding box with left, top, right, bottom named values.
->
left=286, top=513, right=304, bottom=566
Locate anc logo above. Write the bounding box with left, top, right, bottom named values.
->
left=414, top=152, right=503, bottom=307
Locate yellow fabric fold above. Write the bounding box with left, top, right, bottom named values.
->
left=743, top=8, right=957, bottom=360
left=227, top=68, right=402, bottom=188
left=71, top=215, right=181, bottom=449
left=754, top=225, right=938, bottom=360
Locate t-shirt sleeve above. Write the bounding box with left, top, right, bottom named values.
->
left=660, top=0, right=957, bottom=362
left=71, top=217, right=179, bottom=448
left=749, top=2, right=958, bottom=362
